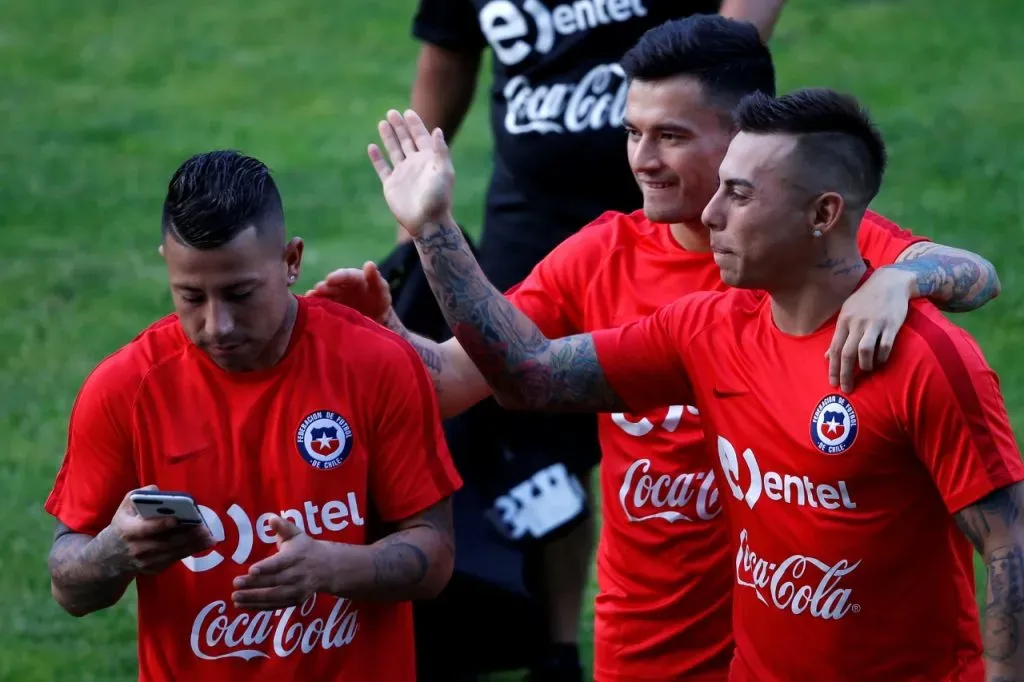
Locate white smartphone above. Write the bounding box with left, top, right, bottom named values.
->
left=130, top=490, right=206, bottom=528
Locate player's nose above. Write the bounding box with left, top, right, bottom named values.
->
left=630, top=134, right=662, bottom=173
left=702, top=190, right=725, bottom=231
left=205, top=300, right=235, bottom=340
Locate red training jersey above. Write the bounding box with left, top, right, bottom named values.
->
left=45, top=296, right=462, bottom=682
left=590, top=281, right=1024, bottom=681
left=506, top=209, right=927, bottom=681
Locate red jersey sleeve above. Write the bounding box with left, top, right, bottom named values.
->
left=900, top=307, right=1024, bottom=513
left=367, top=334, right=462, bottom=523
left=44, top=351, right=141, bottom=536
left=591, top=291, right=729, bottom=414
left=505, top=212, right=616, bottom=338
left=857, top=210, right=931, bottom=266
left=505, top=264, right=582, bottom=340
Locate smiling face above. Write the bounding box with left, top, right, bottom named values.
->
left=624, top=75, right=735, bottom=225
left=162, top=226, right=302, bottom=372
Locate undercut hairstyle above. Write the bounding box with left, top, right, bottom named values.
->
left=733, top=88, right=887, bottom=212
left=620, top=14, right=776, bottom=113
left=161, top=150, right=284, bottom=249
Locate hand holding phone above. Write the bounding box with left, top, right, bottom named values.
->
left=108, top=486, right=216, bottom=575
left=130, top=490, right=206, bottom=527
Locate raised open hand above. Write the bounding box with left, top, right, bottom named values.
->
left=368, top=109, right=454, bottom=237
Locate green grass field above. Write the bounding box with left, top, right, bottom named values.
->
left=1, top=0, right=1022, bottom=679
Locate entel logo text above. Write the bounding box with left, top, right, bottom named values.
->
left=479, top=0, right=648, bottom=66
left=183, top=494, right=365, bottom=573
left=717, top=436, right=856, bottom=511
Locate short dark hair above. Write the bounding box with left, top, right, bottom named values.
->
left=620, top=14, right=775, bottom=111
left=733, top=88, right=887, bottom=210
left=161, top=150, right=284, bottom=249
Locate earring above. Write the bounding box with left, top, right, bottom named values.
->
left=288, top=275, right=296, bottom=283
left=812, top=229, right=823, bottom=238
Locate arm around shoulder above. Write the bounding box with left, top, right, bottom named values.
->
left=890, top=240, right=1002, bottom=312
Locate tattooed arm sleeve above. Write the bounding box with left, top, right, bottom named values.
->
left=361, top=497, right=455, bottom=600
left=48, top=521, right=137, bottom=616
left=411, top=218, right=629, bottom=412
left=955, top=483, right=1024, bottom=678
left=889, top=241, right=1001, bottom=312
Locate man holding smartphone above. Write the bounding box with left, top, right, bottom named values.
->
left=44, top=150, right=463, bottom=681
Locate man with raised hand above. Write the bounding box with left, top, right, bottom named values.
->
left=405, top=3, right=787, bottom=677
left=314, top=16, right=1004, bottom=681
left=362, top=86, right=1024, bottom=680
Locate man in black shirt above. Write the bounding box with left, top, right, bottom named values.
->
left=402, top=2, right=786, bottom=679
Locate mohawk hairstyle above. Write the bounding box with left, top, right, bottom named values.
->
left=733, top=88, right=887, bottom=210
left=161, top=150, right=284, bottom=249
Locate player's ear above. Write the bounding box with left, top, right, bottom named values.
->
left=284, top=237, right=303, bottom=283
left=809, top=192, right=844, bottom=238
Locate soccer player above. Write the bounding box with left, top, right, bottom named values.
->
left=44, top=151, right=463, bottom=681
left=310, top=16, right=1003, bottom=681
left=406, top=2, right=787, bottom=676
left=363, top=85, right=1024, bottom=679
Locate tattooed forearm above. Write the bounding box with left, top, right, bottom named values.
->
left=984, top=546, right=1024, bottom=662
left=890, top=242, right=1001, bottom=312
left=417, top=498, right=455, bottom=556
left=371, top=537, right=429, bottom=588
left=954, top=482, right=1024, bottom=676
left=412, top=219, right=627, bottom=412
left=48, top=523, right=135, bottom=616
left=363, top=500, right=455, bottom=600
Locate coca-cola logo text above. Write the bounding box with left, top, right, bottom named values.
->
left=190, top=593, right=359, bottom=661
left=735, top=529, right=861, bottom=620
left=618, top=458, right=720, bottom=523
left=503, top=63, right=628, bottom=135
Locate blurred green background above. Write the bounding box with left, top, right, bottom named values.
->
left=1, top=0, right=1022, bottom=679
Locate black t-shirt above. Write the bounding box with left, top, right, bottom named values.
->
left=412, top=0, right=721, bottom=232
